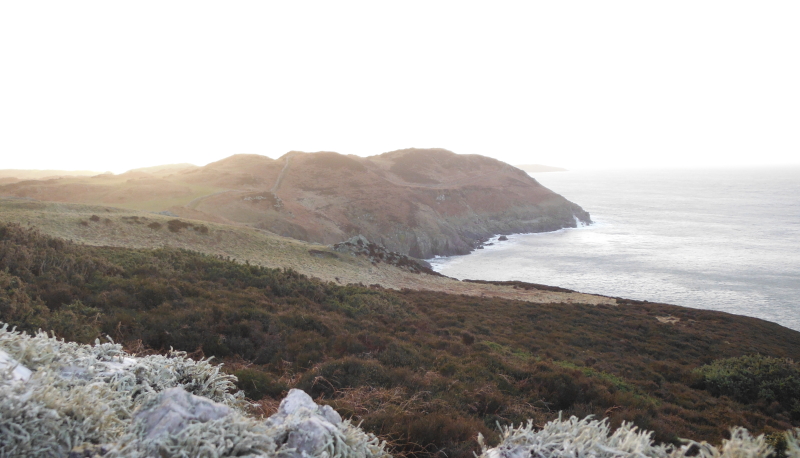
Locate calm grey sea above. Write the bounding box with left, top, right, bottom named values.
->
left=429, top=167, right=800, bottom=332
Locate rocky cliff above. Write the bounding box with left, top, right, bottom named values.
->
left=0, top=148, right=591, bottom=258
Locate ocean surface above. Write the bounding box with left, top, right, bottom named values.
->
left=429, top=167, right=800, bottom=332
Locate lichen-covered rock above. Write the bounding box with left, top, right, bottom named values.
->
left=0, top=349, right=31, bottom=381
left=266, top=389, right=342, bottom=458
left=133, top=387, right=233, bottom=440
left=262, top=389, right=388, bottom=458
left=0, top=323, right=389, bottom=458
left=478, top=414, right=798, bottom=458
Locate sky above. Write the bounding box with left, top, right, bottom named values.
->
left=1, top=1, right=798, bottom=173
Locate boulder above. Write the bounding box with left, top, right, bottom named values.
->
left=134, top=387, right=232, bottom=440
left=266, top=389, right=346, bottom=458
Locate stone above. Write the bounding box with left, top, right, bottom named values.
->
left=0, top=350, right=32, bottom=382
left=266, top=389, right=346, bottom=458
left=134, top=387, right=232, bottom=440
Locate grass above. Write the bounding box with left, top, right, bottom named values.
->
left=113, top=184, right=224, bottom=212
left=0, top=197, right=616, bottom=306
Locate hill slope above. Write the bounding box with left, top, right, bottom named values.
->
left=0, top=198, right=609, bottom=305
left=515, top=163, right=568, bottom=173
left=0, top=149, right=590, bottom=257
left=2, top=222, right=799, bottom=457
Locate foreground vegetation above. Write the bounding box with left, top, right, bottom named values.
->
left=2, top=222, right=800, bottom=457
left=4, top=327, right=798, bottom=458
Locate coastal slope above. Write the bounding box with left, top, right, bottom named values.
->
left=0, top=149, right=590, bottom=257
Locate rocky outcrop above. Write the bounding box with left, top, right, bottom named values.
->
left=134, top=387, right=233, bottom=440
left=333, top=235, right=440, bottom=275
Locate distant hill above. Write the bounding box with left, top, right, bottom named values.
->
left=0, top=149, right=590, bottom=258
left=126, top=163, right=199, bottom=175
left=515, top=163, right=568, bottom=173
left=0, top=169, right=101, bottom=182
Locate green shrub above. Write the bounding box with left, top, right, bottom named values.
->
left=298, top=358, right=395, bottom=398
left=167, top=219, right=191, bottom=232
left=696, top=354, right=800, bottom=418
left=234, top=369, right=287, bottom=400
left=377, top=341, right=421, bottom=368
left=49, top=300, right=102, bottom=343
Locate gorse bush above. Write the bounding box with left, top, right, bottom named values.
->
left=696, top=354, right=800, bottom=418
left=2, top=222, right=800, bottom=457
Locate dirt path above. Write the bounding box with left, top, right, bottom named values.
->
left=271, top=155, right=292, bottom=193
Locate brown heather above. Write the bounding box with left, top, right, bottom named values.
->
left=1, top=222, right=800, bottom=458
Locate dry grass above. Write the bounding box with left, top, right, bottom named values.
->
left=0, top=198, right=615, bottom=306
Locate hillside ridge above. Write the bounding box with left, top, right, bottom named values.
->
left=0, top=149, right=590, bottom=258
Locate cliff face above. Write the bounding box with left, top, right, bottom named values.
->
left=218, top=148, right=591, bottom=258
left=0, top=149, right=591, bottom=258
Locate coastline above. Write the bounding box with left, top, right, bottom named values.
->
left=427, top=218, right=596, bottom=276
left=428, top=167, right=800, bottom=332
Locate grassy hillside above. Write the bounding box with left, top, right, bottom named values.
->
left=0, top=198, right=612, bottom=305
left=2, top=222, right=799, bottom=458
left=0, top=150, right=592, bottom=258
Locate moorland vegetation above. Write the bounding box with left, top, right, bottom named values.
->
left=2, top=222, right=800, bottom=457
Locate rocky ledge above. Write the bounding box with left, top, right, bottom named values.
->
left=333, top=235, right=441, bottom=275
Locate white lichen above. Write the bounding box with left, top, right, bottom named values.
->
left=0, top=323, right=389, bottom=458
left=787, top=429, right=800, bottom=458
left=478, top=414, right=797, bottom=458
left=2, top=322, right=797, bottom=458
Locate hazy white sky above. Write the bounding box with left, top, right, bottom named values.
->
left=1, top=1, right=798, bottom=173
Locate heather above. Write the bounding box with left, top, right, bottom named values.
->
left=2, top=222, right=800, bottom=457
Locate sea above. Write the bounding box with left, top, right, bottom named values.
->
left=429, top=167, right=800, bottom=332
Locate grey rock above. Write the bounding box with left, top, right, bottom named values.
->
left=134, top=387, right=232, bottom=440
left=0, top=350, right=32, bottom=382
left=320, top=404, right=342, bottom=425
left=332, top=235, right=440, bottom=276
left=286, top=416, right=338, bottom=457
left=266, top=389, right=347, bottom=458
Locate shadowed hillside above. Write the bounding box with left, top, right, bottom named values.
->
left=0, top=149, right=590, bottom=257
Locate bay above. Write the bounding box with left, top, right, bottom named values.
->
left=429, top=167, right=800, bottom=331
